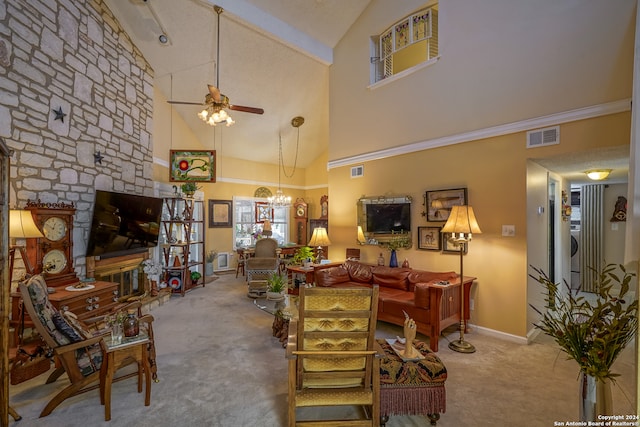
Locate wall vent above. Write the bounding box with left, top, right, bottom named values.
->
left=527, top=126, right=559, bottom=148
left=351, top=165, right=364, bottom=178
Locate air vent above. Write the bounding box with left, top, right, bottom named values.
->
left=527, top=126, right=559, bottom=148
left=351, top=165, right=364, bottom=178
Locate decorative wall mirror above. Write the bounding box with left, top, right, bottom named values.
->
left=357, top=195, right=412, bottom=247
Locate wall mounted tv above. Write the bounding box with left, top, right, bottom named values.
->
left=365, top=203, right=411, bottom=234
left=86, top=190, right=163, bottom=259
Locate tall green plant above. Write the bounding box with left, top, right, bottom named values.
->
left=529, top=263, right=638, bottom=381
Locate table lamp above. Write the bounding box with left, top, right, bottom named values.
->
left=308, top=227, right=331, bottom=262
left=262, top=219, right=273, bottom=237
left=441, top=205, right=481, bottom=353
left=9, top=209, right=44, bottom=283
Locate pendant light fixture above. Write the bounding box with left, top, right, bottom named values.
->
left=268, top=116, right=304, bottom=207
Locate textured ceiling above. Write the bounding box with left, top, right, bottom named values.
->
left=104, top=0, right=371, bottom=168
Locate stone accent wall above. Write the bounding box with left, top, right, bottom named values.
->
left=0, top=0, right=155, bottom=275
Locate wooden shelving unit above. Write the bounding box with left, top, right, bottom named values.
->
left=160, top=197, right=205, bottom=296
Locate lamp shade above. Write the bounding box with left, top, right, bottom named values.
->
left=9, top=210, right=44, bottom=239
left=263, top=219, right=272, bottom=231
left=308, top=227, right=331, bottom=247
left=357, top=226, right=366, bottom=244
left=441, top=206, right=482, bottom=235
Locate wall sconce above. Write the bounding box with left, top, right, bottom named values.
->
left=357, top=226, right=366, bottom=245
left=585, top=169, right=611, bottom=181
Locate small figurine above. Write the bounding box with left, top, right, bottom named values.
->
left=377, top=253, right=385, bottom=266
left=401, top=310, right=419, bottom=359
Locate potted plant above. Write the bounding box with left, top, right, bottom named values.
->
left=266, top=272, right=287, bottom=300
left=181, top=182, right=201, bottom=197
left=205, top=250, right=218, bottom=276
left=292, top=246, right=315, bottom=267
left=383, top=233, right=412, bottom=268
left=529, top=263, right=638, bottom=421
left=190, top=270, right=202, bottom=285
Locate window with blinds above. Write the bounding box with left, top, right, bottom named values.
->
left=371, top=5, right=439, bottom=84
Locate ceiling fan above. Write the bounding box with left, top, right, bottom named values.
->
left=167, top=5, right=264, bottom=126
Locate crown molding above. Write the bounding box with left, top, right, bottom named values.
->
left=327, top=99, right=632, bottom=170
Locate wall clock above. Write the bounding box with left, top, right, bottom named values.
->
left=25, top=199, right=78, bottom=287
left=319, top=195, right=328, bottom=220
left=293, top=198, right=308, bottom=245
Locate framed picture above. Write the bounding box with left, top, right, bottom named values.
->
left=255, top=202, right=273, bottom=223
left=208, top=199, right=232, bottom=228
left=442, top=234, right=468, bottom=254
left=170, top=150, right=216, bottom=182
left=425, top=188, right=467, bottom=222
left=417, top=226, right=441, bottom=251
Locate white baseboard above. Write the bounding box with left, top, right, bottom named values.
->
left=470, top=324, right=529, bottom=345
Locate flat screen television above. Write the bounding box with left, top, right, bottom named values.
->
left=86, top=190, right=163, bottom=259
left=365, top=203, right=411, bottom=234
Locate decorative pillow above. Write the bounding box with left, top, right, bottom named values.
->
left=62, top=311, right=94, bottom=340
left=51, top=312, right=83, bottom=343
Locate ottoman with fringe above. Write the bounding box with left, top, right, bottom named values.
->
left=377, top=339, right=447, bottom=426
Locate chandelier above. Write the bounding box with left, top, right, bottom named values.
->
left=268, top=116, right=304, bottom=207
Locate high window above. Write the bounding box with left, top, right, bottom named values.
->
left=371, top=5, right=439, bottom=84
left=233, top=197, right=289, bottom=248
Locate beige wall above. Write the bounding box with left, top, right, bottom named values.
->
left=153, top=88, right=328, bottom=263
left=327, top=113, right=630, bottom=338
left=329, top=0, right=635, bottom=163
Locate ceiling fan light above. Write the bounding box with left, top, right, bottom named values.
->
left=225, top=117, right=235, bottom=126
left=198, top=110, right=209, bottom=120
left=585, top=169, right=612, bottom=180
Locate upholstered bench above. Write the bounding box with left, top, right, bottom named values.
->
left=377, top=339, right=447, bottom=426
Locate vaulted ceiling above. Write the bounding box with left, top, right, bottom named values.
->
left=104, top=0, right=371, bottom=168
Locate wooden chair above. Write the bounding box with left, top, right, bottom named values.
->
left=19, top=275, right=156, bottom=417
left=286, top=285, right=381, bottom=427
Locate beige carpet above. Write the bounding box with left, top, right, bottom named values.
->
left=8, top=273, right=637, bottom=426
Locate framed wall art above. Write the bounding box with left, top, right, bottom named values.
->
left=417, top=226, right=441, bottom=251
left=170, top=150, right=216, bottom=182
left=425, top=188, right=467, bottom=222
left=442, top=234, right=468, bottom=254
left=255, top=202, right=273, bottom=223
left=208, top=199, right=232, bottom=228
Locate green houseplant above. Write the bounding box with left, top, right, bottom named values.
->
left=190, top=270, right=202, bottom=285
left=292, top=246, right=315, bottom=266
left=529, top=263, right=638, bottom=420
left=181, top=182, right=201, bottom=197
left=266, top=272, right=287, bottom=300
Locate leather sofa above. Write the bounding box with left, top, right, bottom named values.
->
left=314, top=260, right=476, bottom=351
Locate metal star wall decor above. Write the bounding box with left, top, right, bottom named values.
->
left=94, top=151, right=104, bottom=164
left=52, top=106, right=66, bottom=122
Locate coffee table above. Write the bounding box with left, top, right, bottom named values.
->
left=254, top=294, right=298, bottom=347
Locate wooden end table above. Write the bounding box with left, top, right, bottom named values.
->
left=100, top=334, right=151, bottom=421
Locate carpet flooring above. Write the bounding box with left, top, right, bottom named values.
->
left=7, top=273, right=637, bottom=426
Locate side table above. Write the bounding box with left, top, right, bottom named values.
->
left=377, top=339, right=447, bottom=426
left=254, top=295, right=298, bottom=347
left=100, top=334, right=151, bottom=421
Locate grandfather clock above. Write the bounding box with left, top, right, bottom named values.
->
left=293, top=198, right=308, bottom=245
left=24, top=199, right=78, bottom=287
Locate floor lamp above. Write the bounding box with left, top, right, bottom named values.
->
left=308, top=227, right=331, bottom=262
left=9, top=209, right=44, bottom=284
left=441, top=205, right=481, bottom=353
